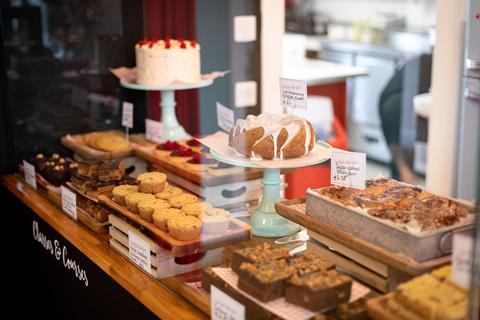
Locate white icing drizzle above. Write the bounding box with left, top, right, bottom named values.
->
left=232, top=113, right=313, bottom=160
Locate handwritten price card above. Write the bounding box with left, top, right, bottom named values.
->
left=211, top=285, right=245, bottom=320
left=216, top=102, right=235, bottom=132
left=331, top=150, right=366, bottom=190
left=61, top=186, right=77, bottom=221
left=145, top=118, right=163, bottom=143
left=23, top=160, right=37, bottom=189
left=280, top=78, right=307, bottom=110
left=122, top=102, right=134, bottom=129
left=452, top=228, right=475, bottom=288
left=128, top=231, right=151, bottom=273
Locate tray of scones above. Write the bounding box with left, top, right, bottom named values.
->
left=98, top=171, right=251, bottom=257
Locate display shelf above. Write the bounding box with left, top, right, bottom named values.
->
left=2, top=174, right=208, bottom=320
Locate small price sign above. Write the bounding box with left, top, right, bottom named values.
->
left=280, top=77, right=307, bottom=110
left=145, top=119, right=163, bottom=143
left=211, top=285, right=245, bottom=320
left=452, top=228, right=475, bottom=288
left=61, top=186, right=77, bottom=221
left=331, top=150, right=366, bottom=190
left=23, top=160, right=37, bottom=189
left=216, top=102, right=234, bottom=132
left=128, top=231, right=151, bottom=273
left=122, top=102, right=134, bottom=129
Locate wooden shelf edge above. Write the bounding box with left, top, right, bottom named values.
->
left=2, top=174, right=208, bottom=320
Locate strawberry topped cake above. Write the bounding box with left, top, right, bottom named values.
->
left=185, top=153, right=218, bottom=172
left=135, top=37, right=201, bottom=86
left=169, top=146, right=198, bottom=163
left=155, top=140, right=180, bottom=157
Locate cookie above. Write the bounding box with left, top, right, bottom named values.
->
left=169, top=193, right=198, bottom=208
left=95, top=135, right=131, bottom=152
left=138, top=198, right=171, bottom=222
left=155, top=183, right=183, bottom=200
left=124, top=192, right=155, bottom=214
left=167, top=215, right=202, bottom=241
left=112, top=185, right=139, bottom=206
left=152, top=208, right=184, bottom=232
left=137, top=172, right=167, bottom=194
left=181, top=202, right=212, bottom=217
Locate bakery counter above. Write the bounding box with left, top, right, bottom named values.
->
left=2, top=174, right=209, bottom=320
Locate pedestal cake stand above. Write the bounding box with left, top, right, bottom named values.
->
left=121, top=79, right=213, bottom=141
left=210, top=141, right=331, bottom=237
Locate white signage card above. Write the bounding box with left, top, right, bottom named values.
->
left=452, top=228, right=475, bottom=288
left=234, top=15, right=256, bottom=43
left=122, top=102, right=134, bottom=129
left=331, top=150, right=366, bottom=190
left=23, top=160, right=37, bottom=189
left=280, top=78, right=308, bottom=110
left=145, top=118, right=163, bottom=143
left=61, top=186, right=77, bottom=221
left=128, top=231, right=151, bottom=273
left=234, top=81, right=257, bottom=108
left=216, top=102, right=235, bottom=132
left=211, top=285, right=245, bottom=320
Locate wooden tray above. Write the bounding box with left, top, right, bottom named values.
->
left=60, top=130, right=132, bottom=160
left=131, top=135, right=262, bottom=187
left=77, top=207, right=110, bottom=240
left=98, top=194, right=252, bottom=257
left=366, top=294, right=401, bottom=320
left=276, top=199, right=450, bottom=292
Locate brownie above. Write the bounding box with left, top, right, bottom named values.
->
left=289, top=252, right=335, bottom=276
left=231, top=243, right=290, bottom=274
left=97, top=159, right=125, bottom=182
left=285, top=270, right=352, bottom=311
left=77, top=159, right=99, bottom=178
left=237, top=259, right=293, bottom=302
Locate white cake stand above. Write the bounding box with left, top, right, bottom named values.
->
left=210, top=141, right=332, bottom=237
left=121, top=79, right=213, bottom=141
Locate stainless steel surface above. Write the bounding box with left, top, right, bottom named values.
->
left=305, top=189, right=475, bottom=262
left=464, top=88, right=480, bottom=101
left=466, top=58, right=480, bottom=71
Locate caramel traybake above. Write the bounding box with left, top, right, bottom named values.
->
left=237, top=258, right=294, bottom=302
left=231, top=242, right=290, bottom=274
left=285, top=269, right=352, bottom=311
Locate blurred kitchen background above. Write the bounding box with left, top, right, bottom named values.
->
left=282, top=0, right=436, bottom=186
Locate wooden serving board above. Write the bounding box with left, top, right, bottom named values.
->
left=98, top=195, right=252, bottom=257
left=131, top=136, right=263, bottom=187
left=366, top=294, right=402, bottom=320
left=60, top=130, right=132, bottom=160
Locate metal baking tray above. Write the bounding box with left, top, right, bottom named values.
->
left=306, top=188, right=476, bottom=262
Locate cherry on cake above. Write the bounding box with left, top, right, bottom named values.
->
left=135, top=37, right=201, bottom=86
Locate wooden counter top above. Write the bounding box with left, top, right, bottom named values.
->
left=2, top=174, right=209, bottom=320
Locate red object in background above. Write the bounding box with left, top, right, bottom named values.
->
left=285, top=117, right=348, bottom=199
left=308, top=82, right=347, bottom=129
left=144, top=0, right=200, bottom=136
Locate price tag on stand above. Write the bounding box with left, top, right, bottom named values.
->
left=280, top=77, right=308, bottom=113
left=211, top=285, right=245, bottom=320
left=145, top=118, right=163, bottom=143
left=452, top=228, right=475, bottom=288
left=61, top=186, right=77, bottom=221
left=128, top=231, right=151, bottom=273
left=330, top=149, right=366, bottom=190
left=216, top=102, right=234, bottom=132
left=22, top=160, right=37, bottom=189
left=122, top=102, right=134, bottom=139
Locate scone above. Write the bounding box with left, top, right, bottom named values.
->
left=138, top=198, right=171, bottom=222
left=169, top=193, right=198, bottom=208
left=181, top=202, right=212, bottom=217
left=200, top=208, right=231, bottom=234
left=155, top=183, right=183, bottom=200
left=152, top=208, right=184, bottom=232
left=124, top=192, right=155, bottom=214
left=167, top=215, right=202, bottom=241
left=112, top=185, right=139, bottom=205
left=137, top=172, right=167, bottom=193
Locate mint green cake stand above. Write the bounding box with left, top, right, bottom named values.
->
left=121, top=79, right=213, bottom=141
left=210, top=141, right=332, bottom=237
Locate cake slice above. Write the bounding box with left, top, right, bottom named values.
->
left=237, top=259, right=294, bottom=302
left=285, top=269, right=352, bottom=311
